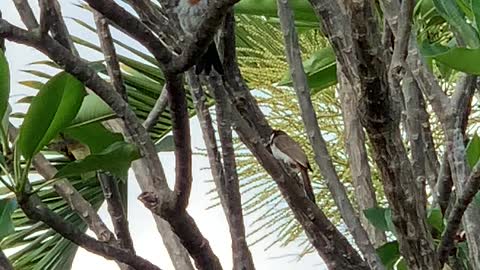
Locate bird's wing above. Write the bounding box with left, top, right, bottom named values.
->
left=274, top=135, right=309, bottom=169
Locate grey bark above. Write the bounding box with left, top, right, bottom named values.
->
left=276, top=1, right=384, bottom=269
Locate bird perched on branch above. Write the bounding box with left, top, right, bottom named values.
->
left=269, top=130, right=315, bottom=203
left=175, top=0, right=224, bottom=75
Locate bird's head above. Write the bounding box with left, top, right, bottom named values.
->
left=268, top=129, right=286, bottom=146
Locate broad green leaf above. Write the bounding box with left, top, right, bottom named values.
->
left=0, top=49, right=10, bottom=122
left=421, top=43, right=480, bottom=74
left=363, top=207, right=394, bottom=232
left=155, top=135, right=174, bottom=152
left=64, top=122, right=123, bottom=154
left=0, top=198, right=17, bottom=240
left=54, top=141, right=141, bottom=180
left=433, top=0, right=480, bottom=47
left=376, top=241, right=400, bottom=269
left=67, top=94, right=115, bottom=128
left=18, top=72, right=86, bottom=159
left=427, top=208, right=444, bottom=233
left=466, top=133, right=480, bottom=168
left=278, top=47, right=337, bottom=93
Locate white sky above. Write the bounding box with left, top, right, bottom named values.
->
left=1, top=1, right=325, bottom=269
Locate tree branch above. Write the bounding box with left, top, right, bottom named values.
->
left=207, top=74, right=256, bottom=270
left=19, top=193, right=161, bottom=270
left=276, top=1, right=384, bottom=268
left=12, top=0, right=38, bottom=30
left=124, top=0, right=180, bottom=53
left=218, top=11, right=367, bottom=268
left=97, top=172, right=135, bottom=260
left=0, top=249, right=13, bottom=270
left=165, top=75, right=192, bottom=211
left=143, top=85, right=169, bottom=131
left=93, top=11, right=127, bottom=101
left=1, top=18, right=224, bottom=268
left=438, top=159, right=480, bottom=264
left=8, top=124, right=116, bottom=243
left=84, top=0, right=172, bottom=68
left=41, top=0, right=78, bottom=55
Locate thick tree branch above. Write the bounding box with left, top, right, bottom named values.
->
left=207, top=74, right=256, bottom=270
left=104, top=121, right=195, bottom=270
left=218, top=11, right=367, bottom=268
left=12, top=0, right=38, bottom=30
left=19, top=194, right=161, bottom=270
left=166, top=75, right=192, bottom=211
left=93, top=11, right=127, bottom=101
left=276, top=1, right=383, bottom=268
left=307, top=0, right=439, bottom=268
left=40, top=0, right=78, bottom=55
left=125, top=0, right=180, bottom=53
left=143, top=85, right=169, bottom=131
left=85, top=0, right=172, bottom=68
left=188, top=71, right=254, bottom=270
left=1, top=19, right=221, bottom=269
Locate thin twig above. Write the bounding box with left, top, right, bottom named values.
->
left=143, top=85, right=169, bottom=131
left=93, top=11, right=128, bottom=101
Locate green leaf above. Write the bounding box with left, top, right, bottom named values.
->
left=0, top=198, right=17, bottom=240
left=64, top=122, right=123, bottom=154
left=376, top=241, right=400, bottom=269
left=0, top=49, right=10, bottom=122
left=234, top=0, right=318, bottom=24
left=17, top=72, right=86, bottom=159
left=67, top=94, right=115, bottom=129
left=466, top=133, right=480, bottom=168
left=155, top=135, right=174, bottom=152
left=363, top=207, right=394, bottom=232
left=278, top=47, right=337, bottom=93
left=427, top=208, right=444, bottom=233
left=433, top=0, right=480, bottom=47
left=471, top=0, right=480, bottom=32
left=421, top=43, right=480, bottom=74
left=54, top=141, right=141, bottom=180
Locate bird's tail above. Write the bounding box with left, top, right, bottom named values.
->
left=300, top=168, right=315, bottom=203
left=195, top=42, right=224, bottom=75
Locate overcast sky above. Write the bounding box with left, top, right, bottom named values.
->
left=1, top=1, right=325, bottom=269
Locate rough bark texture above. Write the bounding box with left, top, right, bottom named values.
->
left=337, top=72, right=386, bottom=247
left=188, top=71, right=255, bottom=270
left=218, top=11, right=368, bottom=268
left=208, top=74, right=256, bottom=270
left=19, top=194, right=161, bottom=270
left=307, top=0, right=439, bottom=268
left=276, top=1, right=384, bottom=269
left=0, top=249, right=13, bottom=270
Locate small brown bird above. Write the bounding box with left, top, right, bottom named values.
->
left=269, top=130, right=315, bottom=203
left=175, top=0, right=224, bottom=75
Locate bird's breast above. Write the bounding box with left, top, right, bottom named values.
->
left=272, top=143, right=297, bottom=168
